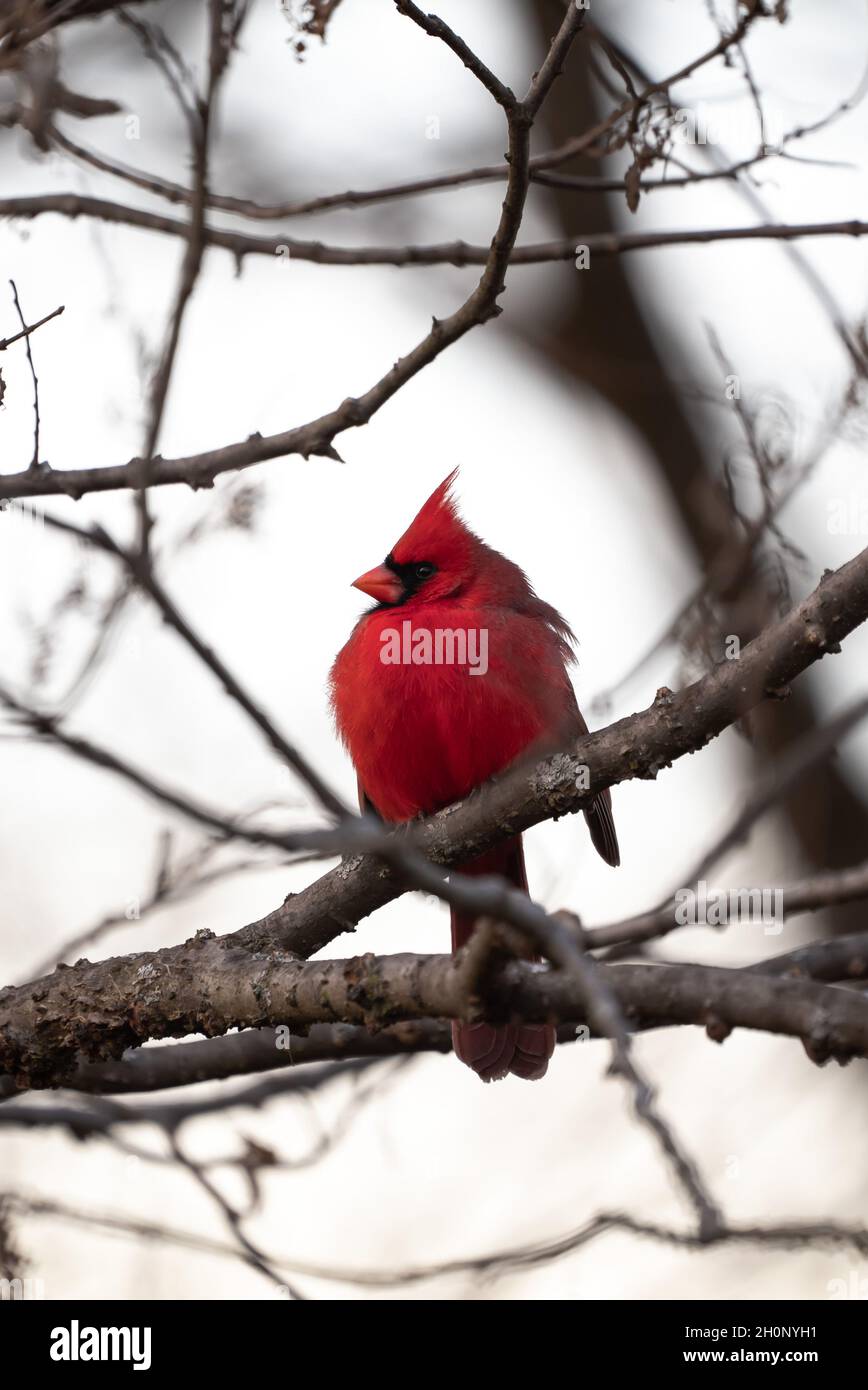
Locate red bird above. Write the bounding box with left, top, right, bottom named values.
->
left=330, top=471, right=618, bottom=1083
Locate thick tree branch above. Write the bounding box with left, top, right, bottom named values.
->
left=3, top=926, right=863, bottom=1102
left=3, top=946, right=868, bottom=1093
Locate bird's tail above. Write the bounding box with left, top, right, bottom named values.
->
left=450, top=835, right=555, bottom=1083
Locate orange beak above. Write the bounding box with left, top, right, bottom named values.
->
left=352, top=563, right=403, bottom=605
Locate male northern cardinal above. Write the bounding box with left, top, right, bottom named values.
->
left=330, top=471, right=618, bottom=1083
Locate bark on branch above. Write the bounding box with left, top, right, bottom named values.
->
left=3, top=946, right=867, bottom=1094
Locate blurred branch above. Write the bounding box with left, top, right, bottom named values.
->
left=0, top=1021, right=451, bottom=1099
left=55, top=124, right=849, bottom=211
left=38, top=2, right=775, bottom=222
left=0, top=2, right=151, bottom=64
left=3, top=194, right=868, bottom=270
left=132, top=0, right=239, bottom=559
left=167, top=1127, right=298, bottom=1293
left=0, top=35, right=120, bottom=142
left=0, top=1055, right=381, bottom=1130
left=594, top=861, right=868, bottom=958
left=8, top=1188, right=868, bottom=1291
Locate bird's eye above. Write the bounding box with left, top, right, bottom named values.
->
left=414, top=562, right=435, bottom=580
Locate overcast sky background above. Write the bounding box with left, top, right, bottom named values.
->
left=1, top=0, right=868, bottom=1300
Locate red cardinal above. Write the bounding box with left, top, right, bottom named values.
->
left=330, top=471, right=618, bottom=1082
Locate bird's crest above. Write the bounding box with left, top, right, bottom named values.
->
left=391, top=467, right=472, bottom=563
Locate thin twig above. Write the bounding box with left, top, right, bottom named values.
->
left=0, top=301, right=64, bottom=352
left=7, top=281, right=54, bottom=469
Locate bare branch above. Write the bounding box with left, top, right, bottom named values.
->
left=0, top=299, right=64, bottom=352
left=394, top=0, right=517, bottom=110
left=8, top=1188, right=868, bottom=1291
left=7, top=280, right=50, bottom=468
